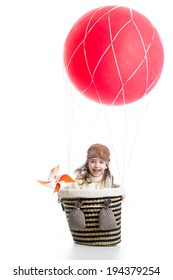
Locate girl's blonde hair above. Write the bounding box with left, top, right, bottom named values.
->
left=74, top=161, right=112, bottom=186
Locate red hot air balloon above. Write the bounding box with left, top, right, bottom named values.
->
left=64, top=6, right=164, bottom=106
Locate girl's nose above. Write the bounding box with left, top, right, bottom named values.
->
left=94, top=161, right=100, bottom=167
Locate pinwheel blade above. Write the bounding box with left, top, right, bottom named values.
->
left=58, top=174, right=75, bottom=183
left=37, top=180, right=51, bottom=185
left=54, top=182, right=61, bottom=193
left=37, top=180, right=55, bottom=189
left=48, top=165, right=60, bottom=181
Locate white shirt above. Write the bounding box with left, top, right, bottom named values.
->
left=64, top=174, right=112, bottom=190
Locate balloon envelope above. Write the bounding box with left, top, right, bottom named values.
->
left=64, top=6, right=164, bottom=105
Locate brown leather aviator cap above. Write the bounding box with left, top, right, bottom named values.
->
left=87, top=143, right=110, bottom=163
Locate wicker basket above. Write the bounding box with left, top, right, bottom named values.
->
left=59, top=192, right=122, bottom=246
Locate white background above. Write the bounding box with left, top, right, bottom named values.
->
left=0, top=0, right=173, bottom=279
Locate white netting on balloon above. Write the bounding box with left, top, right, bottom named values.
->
left=64, top=6, right=163, bottom=106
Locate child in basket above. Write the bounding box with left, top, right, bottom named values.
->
left=58, top=143, right=124, bottom=236
left=68, top=143, right=120, bottom=190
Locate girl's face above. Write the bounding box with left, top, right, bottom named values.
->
left=88, top=158, right=107, bottom=177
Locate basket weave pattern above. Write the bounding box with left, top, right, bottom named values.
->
left=61, top=195, right=122, bottom=246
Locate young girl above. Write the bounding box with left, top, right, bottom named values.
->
left=68, top=143, right=120, bottom=190
left=58, top=143, right=124, bottom=237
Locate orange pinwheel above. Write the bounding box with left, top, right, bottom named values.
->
left=37, top=165, right=75, bottom=192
